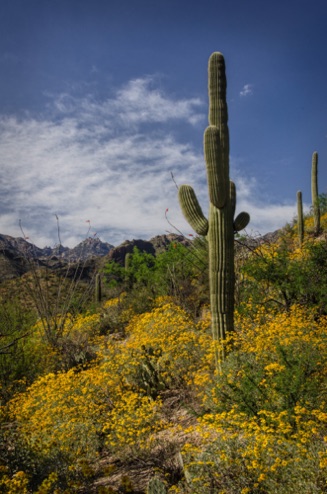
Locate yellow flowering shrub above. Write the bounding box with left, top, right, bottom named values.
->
left=98, top=293, right=135, bottom=336
left=0, top=468, right=29, bottom=494
left=179, top=405, right=327, bottom=493
left=240, top=227, right=327, bottom=316
left=117, top=302, right=213, bottom=396
left=7, top=289, right=327, bottom=494
left=176, top=305, right=327, bottom=493
left=9, top=367, right=109, bottom=458
left=7, top=301, right=211, bottom=490
left=27, top=311, right=102, bottom=372
left=304, top=210, right=327, bottom=232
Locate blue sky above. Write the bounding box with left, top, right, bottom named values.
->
left=0, top=0, right=326, bottom=247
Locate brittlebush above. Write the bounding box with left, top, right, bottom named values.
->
left=177, top=305, right=327, bottom=493
left=6, top=301, right=212, bottom=490
left=240, top=219, right=327, bottom=315
left=7, top=298, right=327, bottom=493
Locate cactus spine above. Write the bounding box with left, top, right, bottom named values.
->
left=311, top=151, right=320, bottom=235
left=297, top=190, right=304, bottom=246
left=178, top=52, right=250, bottom=368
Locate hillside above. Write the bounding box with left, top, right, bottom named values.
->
left=0, top=211, right=327, bottom=493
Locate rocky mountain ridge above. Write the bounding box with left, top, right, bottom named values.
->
left=0, top=229, right=280, bottom=284
left=0, top=234, right=114, bottom=261
left=0, top=233, right=190, bottom=282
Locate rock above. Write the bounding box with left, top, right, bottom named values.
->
left=149, top=233, right=191, bottom=253
left=107, top=239, right=155, bottom=266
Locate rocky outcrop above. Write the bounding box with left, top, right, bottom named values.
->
left=0, top=234, right=44, bottom=258
left=106, top=234, right=193, bottom=266
left=0, top=234, right=113, bottom=282
left=149, top=233, right=191, bottom=253
left=59, top=237, right=113, bottom=261
left=107, top=239, right=155, bottom=266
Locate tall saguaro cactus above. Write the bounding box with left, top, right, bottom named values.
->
left=95, top=273, right=102, bottom=304
left=178, top=52, right=250, bottom=367
left=311, top=151, right=320, bottom=235
left=297, top=190, right=304, bottom=246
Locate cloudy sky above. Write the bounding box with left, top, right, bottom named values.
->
left=0, top=0, right=326, bottom=247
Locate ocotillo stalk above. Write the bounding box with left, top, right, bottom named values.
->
left=311, top=151, right=320, bottom=235
left=297, top=190, right=304, bottom=246
left=178, top=52, right=250, bottom=370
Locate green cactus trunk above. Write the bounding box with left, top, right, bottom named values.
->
left=178, top=52, right=250, bottom=370
left=208, top=198, right=235, bottom=349
left=311, top=151, right=320, bottom=235
left=297, top=190, right=304, bottom=246
left=95, top=273, right=102, bottom=304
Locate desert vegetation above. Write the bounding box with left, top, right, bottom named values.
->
left=1, top=51, right=326, bottom=493
left=0, top=209, right=327, bottom=493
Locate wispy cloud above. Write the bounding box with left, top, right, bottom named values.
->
left=113, top=77, right=204, bottom=125
left=0, top=77, right=296, bottom=248
left=223, top=162, right=301, bottom=237
left=51, top=76, right=203, bottom=127
left=239, top=83, right=253, bottom=97
left=240, top=199, right=299, bottom=236
left=0, top=80, right=205, bottom=247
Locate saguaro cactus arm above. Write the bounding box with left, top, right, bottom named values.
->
left=178, top=185, right=209, bottom=236
left=230, top=180, right=250, bottom=232
left=234, top=212, right=250, bottom=232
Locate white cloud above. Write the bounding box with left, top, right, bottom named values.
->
left=51, top=76, right=204, bottom=127
left=239, top=84, right=253, bottom=97
left=242, top=202, right=297, bottom=236
left=113, top=78, right=204, bottom=125
left=0, top=81, right=205, bottom=247
left=0, top=77, right=298, bottom=248
left=228, top=168, right=307, bottom=237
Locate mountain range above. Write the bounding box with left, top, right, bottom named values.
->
left=0, top=233, right=190, bottom=283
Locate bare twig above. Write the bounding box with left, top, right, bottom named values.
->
left=170, top=171, right=179, bottom=191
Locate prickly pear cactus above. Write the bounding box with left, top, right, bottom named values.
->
left=146, top=477, right=167, bottom=494
left=178, top=52, right=250, bottom=367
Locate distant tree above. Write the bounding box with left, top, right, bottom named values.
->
left=104, top=241, right=209, bottom=315
left=240, top=234, right=327, bottom=314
